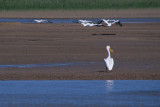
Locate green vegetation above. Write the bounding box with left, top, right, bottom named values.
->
left=0, top=0, right=160, bottom=10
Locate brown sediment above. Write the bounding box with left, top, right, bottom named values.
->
left=0, top=22, right=160, bottom=80
left=0, top=9, right=160, bottom=18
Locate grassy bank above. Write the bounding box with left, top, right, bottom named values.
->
left=0, top=0, right=160, bottom=10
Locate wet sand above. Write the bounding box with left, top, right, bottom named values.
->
left=0, top=22, right=160, bottom=80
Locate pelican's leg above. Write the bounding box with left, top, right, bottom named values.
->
left=105, top=67, right=108, bottom=72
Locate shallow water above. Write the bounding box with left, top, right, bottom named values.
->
left=0, top=62, right=97, bottom=68
left=0, top=80, right=160, bottom=107
left=0, top=18, right=160, bottom=23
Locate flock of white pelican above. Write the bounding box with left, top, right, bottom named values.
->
left=34, top=19, right=121, bottom=72
left=34, top=19, right=122, bottom=28
left=78, top=19, right=122, bottom=27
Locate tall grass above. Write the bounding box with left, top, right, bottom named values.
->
left=0, top=0, right=160, bottom=10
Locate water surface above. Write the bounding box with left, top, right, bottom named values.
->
left=0, top=80, right=160, bottom=107
left=0, top=62, right=97, bottom=68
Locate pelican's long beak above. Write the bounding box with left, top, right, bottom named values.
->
left=109, top=48, right=114, bottom=54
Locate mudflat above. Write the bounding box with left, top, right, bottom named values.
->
left=0, top=22, right=159, bottom=80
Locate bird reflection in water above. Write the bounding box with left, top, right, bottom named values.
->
left=105, top=80, right=114, bottom=92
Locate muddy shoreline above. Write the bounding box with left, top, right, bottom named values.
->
left=0, top=22, right=160, bottom=80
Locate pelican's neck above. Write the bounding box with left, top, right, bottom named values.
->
left=107, top=48, right=111, bottom=58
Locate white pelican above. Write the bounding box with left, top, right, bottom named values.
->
left=78, top=20, right=92, bottom=23
left=98, top=19, right=122, bottom=27
left=34, top=19, right=48, bottom=23
left=104, top=46, right=114, bottom=71
left=81, top=22, right=103, bottom=27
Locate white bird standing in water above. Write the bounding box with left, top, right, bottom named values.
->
left=34, top=19, right=48, bottom=23
left=78, top=20, right=92, bottom=23
left=104, top=46, right=114, bottom=72
left=98, top=19, right=122, bottom=27
left=81, top=22, right=102, bottom=27
left=78, top=19, right=103, bottom=27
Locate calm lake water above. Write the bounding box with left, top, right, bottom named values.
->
left=0, top=80, right=160, bottom=107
